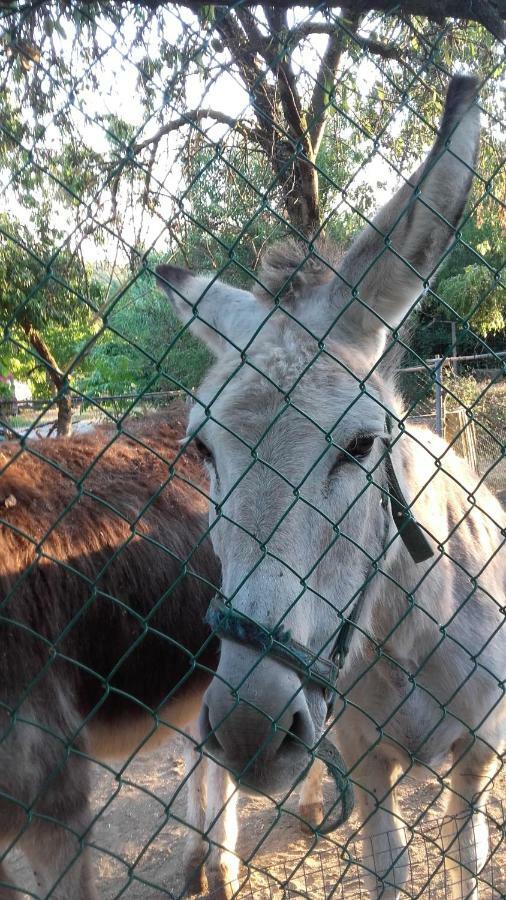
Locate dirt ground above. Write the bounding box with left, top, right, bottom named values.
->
left=5, top=733, right=506, bottom=900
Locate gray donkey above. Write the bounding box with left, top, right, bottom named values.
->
left=157, top=76, right=505, bottom=899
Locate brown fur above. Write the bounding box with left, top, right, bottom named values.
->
left=0, top=412, right=220, bottom=897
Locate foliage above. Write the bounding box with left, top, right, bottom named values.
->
left=0, top=362, right=14, bottom=402
left=438, top=265, right=505, bottom=337
left=444, top=369, right=505, bottom=448
left=75, top=269, right=213, bottom=397
left=0, top=213, right=102, bottom=392
left=0, top=2, right=504, bottom=407
left=444, top=370, right=482, bottom=411
left=433, top=205, right=506, bottom=338
left=410, top=203, right=506, bottom=357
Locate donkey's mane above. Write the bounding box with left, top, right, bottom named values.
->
left=253, top=236, right=410, bottom=386
left=254, top=237, right=341, bottom=304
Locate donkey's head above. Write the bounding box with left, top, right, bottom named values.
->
left=156, top=77, right=480, bottom=794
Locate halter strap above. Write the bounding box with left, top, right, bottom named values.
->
left=204, top=415, right=434, bottom=831
left=204, top=597, right=354, bottom=833
left=206, top=418, right=433, bottom=694
left=314, top=417, right=434, bottom=682
left=383, top=414, right=434, bottom=564
left=206, top=595, right=340, bottom=692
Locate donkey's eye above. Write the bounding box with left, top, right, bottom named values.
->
left=194, top=437, right=214, bottom=465
left=345, top=435, right=375, bottom=460
left=329, top=434, right=375, bottom=478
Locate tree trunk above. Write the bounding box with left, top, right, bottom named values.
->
left=272, top=144, right=321, bottom=237
left=56, top=390, right=73, bottom=437
left=20, top=318, right=73, bottom=437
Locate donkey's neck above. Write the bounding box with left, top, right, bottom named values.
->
left=365, top=412, right=479, bottom=667
left=352, top=408, right=443, bottom=661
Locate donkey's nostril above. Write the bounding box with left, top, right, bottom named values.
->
left=199, top=701, right=222, bottom=754
left=279, top=709, right=314, bottom=753
left=201, top=652, right=317, bottom=787
left=291, top=710, right=312, bottom=743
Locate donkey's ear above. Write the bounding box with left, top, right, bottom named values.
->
left=331, top=76, right=480, bottom=357
left=155, top=264, right=264, bottom=356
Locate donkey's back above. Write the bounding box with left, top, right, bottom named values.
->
left=0, top=415, right=220, bottom=898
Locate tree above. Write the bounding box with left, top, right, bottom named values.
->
left=128, top=4, right=504, bottom=237
left=0, top=1, right=504, bottom=423
left=2, top=3, right=503, bottom=236
left=0, top=214, right=101, bottom=434
left=75, top=266, right=213, bottom=400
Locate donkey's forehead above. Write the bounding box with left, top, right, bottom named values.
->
left=190, top=335, right=386, bottom=441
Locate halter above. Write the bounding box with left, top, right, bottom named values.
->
left=204, top=416, right=434, bottom=832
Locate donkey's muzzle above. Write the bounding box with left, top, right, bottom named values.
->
left=200, top=644, right=316, bottom=793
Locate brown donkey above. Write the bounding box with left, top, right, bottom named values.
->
left=0, top=413, right=220, bottom=898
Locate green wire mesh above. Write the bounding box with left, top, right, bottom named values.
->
left=0, top=2, right=505, bottom=898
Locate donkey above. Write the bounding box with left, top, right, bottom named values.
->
left=156, top=76, right=505, bottom=899
left=0, top=414, right=225, bottom=898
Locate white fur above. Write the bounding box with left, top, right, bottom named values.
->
left=158, top=272, right=265, bottom=355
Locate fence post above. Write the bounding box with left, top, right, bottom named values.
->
left=435, top=355, right=444, bottom=437
left=450, top=321, right=458, bottom=374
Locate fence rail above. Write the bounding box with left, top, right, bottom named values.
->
left=2, top=389, right=183, bottom=412
left=400, top=350, right=506, bottom=373
left=4, top=360, right=504, bottom=500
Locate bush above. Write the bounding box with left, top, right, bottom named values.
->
left=75, top=269, right=213, bottom=401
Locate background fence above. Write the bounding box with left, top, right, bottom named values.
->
left=0, top=1, right=505, bottom=898
left=3, top=351, right=505, bottom=498
left=399, top=352, right=506, bottom=498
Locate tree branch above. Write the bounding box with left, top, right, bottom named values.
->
left=347, top=0, right=505, bottom=39
left=155, top=1, right=505, bottom=41
left=234, top=8, right=273, bottom=64
left=353, top=34, right=405, bottom=60
left=133, top=108, right=256, bottom=153
left=19, top=316, right=73, bottom=436
left=234, top=7, right=305, bottom=146
left=214, top=12, right=278, bottom=149
left=308, top=32, right=344, bottom=156
left=212, top=10, right=322, bottom=233
left=263, top=7, right=305, bottom=138
left=308, top=10, right=360, bottom=157
left=290, top=22, right=403, bottom=60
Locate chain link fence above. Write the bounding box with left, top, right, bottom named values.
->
left=0, top=2, right=505, bottom=898
left=399, top=352, right=506, bottom=497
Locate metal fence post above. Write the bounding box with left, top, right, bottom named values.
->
left=450, top=322, right=458, bottom=374
left=435, top=355, right=444, bottom=437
